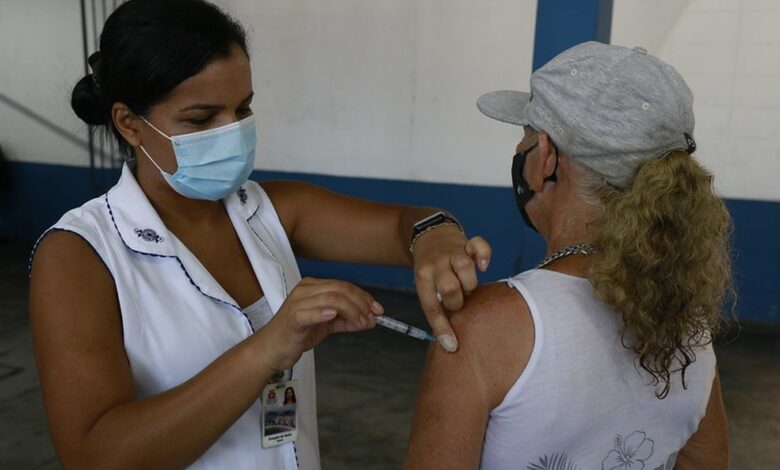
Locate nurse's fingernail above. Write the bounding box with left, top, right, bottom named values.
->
left=480, top=259, right=489, bottom=271
left=371, top=301, right=384, bottom=315
left=438, top=334, right=458, bottom=353
left=436, top=292, right=443, bottom=302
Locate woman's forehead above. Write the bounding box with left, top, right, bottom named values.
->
left=162, top=44, right=252, bottom=107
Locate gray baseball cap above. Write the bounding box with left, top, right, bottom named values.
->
left=477, top=41, right=696, bottom=188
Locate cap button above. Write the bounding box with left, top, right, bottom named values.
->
left=633, top=46, right=648, bottom=55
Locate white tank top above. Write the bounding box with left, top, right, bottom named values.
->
left=36, top=165, right=320, bottom=470
left=244, top=296, right=274, bottom=331
left=480, top=269, right=716, bottom=470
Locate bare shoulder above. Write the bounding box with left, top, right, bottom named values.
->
left=449, top=281, right=531, bottom=332
left=29, top=229, right=122, bottom=362
left=259, top=180, right=321, bottom=235
left=30, top=229, right=113, bottom=290
left=29, top=228, right=120, bottom=344
left=444, top=282, right=535, bottom=407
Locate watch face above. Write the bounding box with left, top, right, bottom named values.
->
left=413, top=212, right=448, bottom=236
left=410, top=212, right=463, bottom=254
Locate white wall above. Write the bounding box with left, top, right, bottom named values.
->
left=0, top=0, right=89, bottom=166
left=0, top=0, right=536, bottom=187
left=612, top=0, right=780, bottom=202
left=214, top=0, right=539, bottom=185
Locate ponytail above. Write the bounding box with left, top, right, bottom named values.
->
left=586, top=151, right=734, bottom=398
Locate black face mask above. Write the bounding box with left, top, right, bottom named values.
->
left=511, top=142, right=558, bottom=232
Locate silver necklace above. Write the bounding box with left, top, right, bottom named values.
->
left=535, top=243, right=599, bottom=269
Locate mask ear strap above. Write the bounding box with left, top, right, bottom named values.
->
left=137, top=115, right=173, bottom=174
left=138, top=144, right=167, bottom=175
left=139, top=116, right=172, bottom=141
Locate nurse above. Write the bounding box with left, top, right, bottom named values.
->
left=28, top=1, right=490, bottom=468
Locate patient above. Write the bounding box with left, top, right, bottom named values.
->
left=405, top=42, right=731, bottom=470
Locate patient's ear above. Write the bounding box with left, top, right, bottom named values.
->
left=537, top=132, right=558, bottom=180
left=526, top=132, right=558, bottom=192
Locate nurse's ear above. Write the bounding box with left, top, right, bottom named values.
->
left=112, top=102, right=142, bottom=148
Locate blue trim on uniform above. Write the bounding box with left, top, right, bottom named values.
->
left=3, top=161, right=779, bottom=324
left=532, top=0, right=614, bottom=70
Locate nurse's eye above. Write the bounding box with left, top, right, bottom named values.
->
left=237, top=106, right=253, bottom=118
left=187, top=116, right=213, bottom=126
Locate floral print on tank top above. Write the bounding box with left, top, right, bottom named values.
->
left=526, top=431, right=678, bottom=470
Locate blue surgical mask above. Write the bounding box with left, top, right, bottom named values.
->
left=139, top=115, right=256, bottom=201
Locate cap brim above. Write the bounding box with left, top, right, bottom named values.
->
left=476, top=90, right=531, bottom=126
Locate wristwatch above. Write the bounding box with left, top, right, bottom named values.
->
left=409, top=211, right=463, bottom=253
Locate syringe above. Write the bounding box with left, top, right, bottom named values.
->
left=374, top=315, right=436, bottom=342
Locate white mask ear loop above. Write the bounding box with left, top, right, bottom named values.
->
left=138, top=116, right=173, bottom=174
left=138, top=144, right=167, bottom=174
left=140, top=116, right=173, bottom=141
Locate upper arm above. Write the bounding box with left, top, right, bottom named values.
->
left=29, top=230, right=134, bottom=464
left=261, top=180, right=410, bottom=264
left=675, top=370, right=729, bottom=469
left=404, top=283, right=535, bottom=469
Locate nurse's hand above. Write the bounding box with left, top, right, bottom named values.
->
left=258, top=277, right=382, bottom=373
left=411, top=227, right=492, bottom=353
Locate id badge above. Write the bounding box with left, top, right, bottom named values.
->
left=261, top=379, right=298, bottom=448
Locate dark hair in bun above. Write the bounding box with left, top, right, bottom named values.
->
left=70, top=0, right=248, bottom=154
left=71, top=72, right=110, bottom=126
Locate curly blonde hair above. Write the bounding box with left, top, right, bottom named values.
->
left=581, top=151, right=734, bottom=398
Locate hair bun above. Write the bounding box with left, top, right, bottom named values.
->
left=71, top=74, right=110, bottom=125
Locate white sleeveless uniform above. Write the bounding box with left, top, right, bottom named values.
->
left=34, top=165, right=319, bottom=469
left=480, top=269, right=716, bottom=470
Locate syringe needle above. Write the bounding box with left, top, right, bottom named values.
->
left=374, top=315, right=436, bottom=342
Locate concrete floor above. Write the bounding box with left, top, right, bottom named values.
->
left=0, top=242, right=778, bottom=469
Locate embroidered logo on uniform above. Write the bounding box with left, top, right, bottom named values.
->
left=237, top=187, right=248, bottom=205
left=134, top=228, right=164, bottom=243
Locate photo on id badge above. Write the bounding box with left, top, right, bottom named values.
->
left=262, top=380, right=298, bottom=447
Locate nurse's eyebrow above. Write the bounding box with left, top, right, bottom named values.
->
left=178, top=92, right=254, bottom=112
